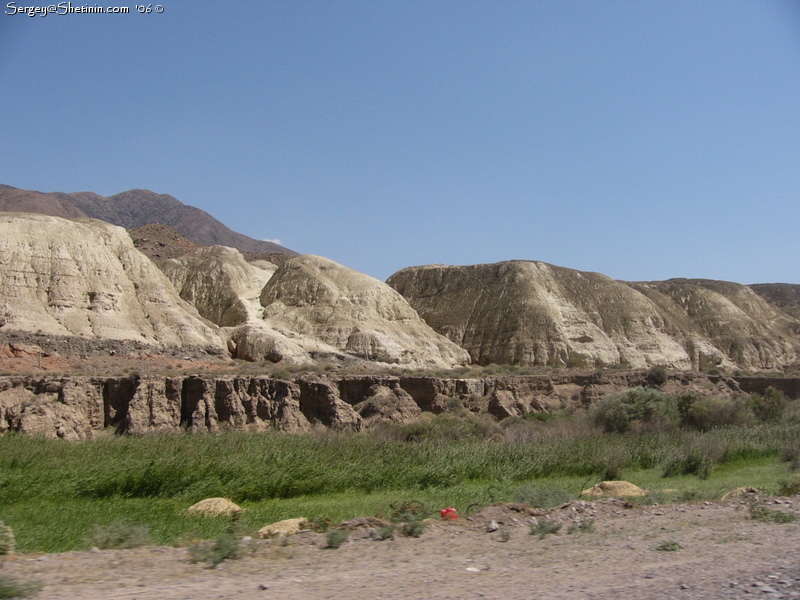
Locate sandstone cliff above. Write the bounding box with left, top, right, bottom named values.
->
left=387, top=261, right=800, bottom=371
left=2, top=371, right=791, bottom=440
left=0, top=213, right=226, bottom=352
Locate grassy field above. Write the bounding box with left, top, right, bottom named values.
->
left=1, top=401, right=798, bottom=553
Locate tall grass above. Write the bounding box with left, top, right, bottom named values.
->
left=1, top=420, right=796, bottom=505
left=1, top=409, right=797, bottom=553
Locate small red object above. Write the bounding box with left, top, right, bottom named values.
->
left=439, top=507, right=458, bottom=520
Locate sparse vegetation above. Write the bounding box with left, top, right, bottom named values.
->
left=373, top=525, right=394, bottom=541
left=0, top=574, right=41, bottom=599
left=324, top=529, right=349, bottom=548
left=567, top=519, right=595, bottom=533
left=89, top=520, right=151, bottom=549
left=777, top=474, right=800, bottom=496
left=515, top=484, right=573, bottom=508
left=530, top=519, right=562, bottom=539
left=188, top=532, right=242, bottom=566
left=653, top=540, right=682, bottom=552
left=567, top=519, right=595, bottom=534
left=749, top=504, right=797, bottom=523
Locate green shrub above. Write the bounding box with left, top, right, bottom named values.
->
left=189, top=532, right=242, bottom=566
left=399, top=520, right=426, bottom=538
left=589, top=388, right=678, bottom=433
left=780, top=441, right=800, bottom=471
left=387, top=501, right=427, bottom=523
left=567, top=519, right=595, bottom=534
left=0, top=521, right=14, bottom=555
left=90, top=520, right=151, bottom=549
left=679, top=395, right=754, bottom=431
left=515, top=484, right=573, bottom=508
left=777, top=474, right=800, bottom=497
left=0, top=574, right=41, bottom=599
left=653, top=540, right=682, bottom=552
left=324, top=529, right=349, bottom=549
left=646, top=365, right=668, bottom=387
left=750, top=388, right=788, bottom=423
left=662, top=451, right=713, bottom=479
left=530, top=519, right=562, bottom=539
left=373, top=525, right=394, bottom=541
left=749, top=504, right=797, bottom=523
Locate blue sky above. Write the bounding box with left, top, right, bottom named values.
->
left=1, top=1, right=799, bottom=284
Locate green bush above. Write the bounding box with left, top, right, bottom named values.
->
left=567, top=519, right=595, bottom=534
left=749, top=504, right=797, bottom=523
left=678, top=395, right=755, bottom=431
left=652, top=540, right=682, bottom=552
left=589, top=388, right=678, bottom=433
left=324, top=529, right=349, bottom=549
left=777, top=474, right=800, bottom=496
left=90, top=520, right=151, bottom=549
left=646, top=365, right=668, bottom=387
left=399, top=520, right=426, bottom=538
left=189, top=532, right=242, bottom=566
left=662, top=451, right=713, bottom=479
left=780, top=441, right=800, bottom=471
left=750, top=388, right=788, bottom=423
left=0, top=575, right=41, bottom=599
left=373, top=525, right=394, bottom=541
left=530, top=519, right=562, bottom=539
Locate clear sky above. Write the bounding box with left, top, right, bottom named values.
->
left=1, top=1, right=799, bottom=284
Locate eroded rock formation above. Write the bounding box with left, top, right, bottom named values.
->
left=250, top=255, right=470, bottom=369
left=387, top=261, right=800, bottom=371
left=0, top=213, right=226, bottom=352
left=2, top=371, right=790, bottom=439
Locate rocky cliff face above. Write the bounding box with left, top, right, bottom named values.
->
left=387, top=261, right=800, bottom=371
left=1, top=371, right=789, bottom=440
left=158, top=246, right=276, bottom=327
left=626, top=279, right=800, bottom=371
left=0, top=213, right=226, bottom=352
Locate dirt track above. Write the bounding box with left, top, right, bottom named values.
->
left=4, top=496, right=800, bottom=600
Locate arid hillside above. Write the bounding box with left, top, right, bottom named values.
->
left=387, top=261, right=800, bottom=371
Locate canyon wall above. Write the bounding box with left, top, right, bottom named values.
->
left=2, top=371, right=793, bottom=440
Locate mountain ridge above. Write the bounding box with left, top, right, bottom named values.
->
left=0, top=184, right=297, bottom=256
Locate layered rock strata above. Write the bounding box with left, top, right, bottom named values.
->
left=0, top=214, right=226, bottom=352
left=387, top=261, right=800, bottom=371
left=2, top=371, right=791, bottom=440
left=243, top=255, right=470, bottom=368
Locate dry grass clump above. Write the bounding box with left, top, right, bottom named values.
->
left=580, top=481, right=647, bottom=498
left=186, top=498, right=242, bottom=518
left=258, top=517, right=308, bottom=538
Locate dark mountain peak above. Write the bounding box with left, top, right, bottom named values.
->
left=0, top=184, right=297, bottom=256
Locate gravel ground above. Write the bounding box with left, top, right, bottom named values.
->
left=3, top=495, right=799, bottom=600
